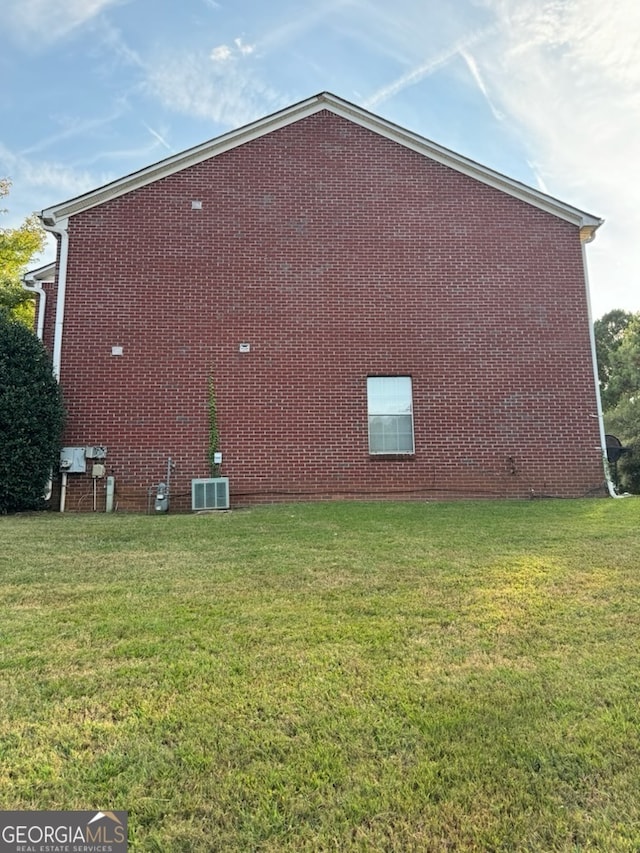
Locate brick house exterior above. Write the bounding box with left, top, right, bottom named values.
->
left=29, top=92, right=608, bottom=511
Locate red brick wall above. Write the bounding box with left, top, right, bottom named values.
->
left=54, top=110, right=604, bottom=511
left=41, top=278, right=57, bottom=355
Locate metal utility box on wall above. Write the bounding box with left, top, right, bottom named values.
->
left=60, top=447, right=87, bottom=473
left=191, top=478, right=230, bottom=510
left=85, top=445, right=107, bottom=460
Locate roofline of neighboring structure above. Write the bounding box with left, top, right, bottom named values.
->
left=39, top=91, right=604, bottom=237
left=22, top=261, right=56, bottom=281
left=21, top=262, right=56, bottom=343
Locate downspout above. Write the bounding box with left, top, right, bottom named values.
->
left=60, top=472, right=68, bottom=513
left=21, top=273, right=46, bottom=340
left=581, top=235, right=626, bottom=498
left=22, top=269, right=54, bottom=500
left=40, top=215, right=69, bottom=380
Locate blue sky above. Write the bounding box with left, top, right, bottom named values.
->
left=1, top=0, right=638, bottom=319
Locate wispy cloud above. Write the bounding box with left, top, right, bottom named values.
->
left=94, top=16, right=145, bottom=69
left=146, top=47, right=282, bottom=128
left=211, top=38, right=256, bottom=63
left=235, top=38, right=255, bottom=57
left=364, top=24, right=497, bottom=108
left=211, top=45, right=233, bottom=62
left=0, top=141, right=109, bottom=198
left=4, top=0, right=125, bottom=44
left=257, top=0, right=356, bottom=52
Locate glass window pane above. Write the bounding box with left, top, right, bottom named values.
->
left=367, top=377, right=413, bottom=415
left=368, top=416, right=386, bottom=453
left=367, top=383, right=415, bottom=455
left=395, top=416, right=414, bottom=452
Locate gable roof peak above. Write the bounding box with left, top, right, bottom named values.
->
left=40, top=91, right=602, bottom=237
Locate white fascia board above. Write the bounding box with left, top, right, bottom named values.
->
left=40, top=92, right=603, bottom=234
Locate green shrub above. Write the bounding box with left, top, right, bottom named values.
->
left=0, top=315, right=64, bottom=512
left=606, top=395, right=640, bottom=493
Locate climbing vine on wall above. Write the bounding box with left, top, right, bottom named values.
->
left=208, top=373, right=221, bottom=477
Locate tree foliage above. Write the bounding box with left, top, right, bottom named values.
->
left=0, top=178, right=46, bottom=325
left=0, top=314, right=65, bottom=513
left=593, top=309, right=633, bottom=403
left=605, top=395, right=640, bottom=495
left=595, top=310, right=640, bottom=493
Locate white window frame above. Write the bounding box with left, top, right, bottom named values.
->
left=367, top=376, right=415, bottom=455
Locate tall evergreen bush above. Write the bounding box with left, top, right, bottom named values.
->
left=0, top=316, right=64, bottom=512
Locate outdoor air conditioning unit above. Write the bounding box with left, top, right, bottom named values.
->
left=191, top=477, right=230, bottom=511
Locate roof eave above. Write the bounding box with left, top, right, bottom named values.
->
left=40, top=94, right=329, bottom=224
left=23, top=261, right=57, bottom=282
left=39, top=91, right=604, bottom=235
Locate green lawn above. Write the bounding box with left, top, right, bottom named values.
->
left=1, top=499, right=639, bottom=852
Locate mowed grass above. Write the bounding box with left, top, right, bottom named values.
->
left=1, top=499, right=639, bottom=852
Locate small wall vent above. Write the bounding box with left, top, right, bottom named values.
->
left=191, top=478, right=230, bottom=511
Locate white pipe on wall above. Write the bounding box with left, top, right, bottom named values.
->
left=21, top=274, right=47, bottom=340
left=40, top=216, right=69, bottom=380
left=60, top=472, right=68, bottom=513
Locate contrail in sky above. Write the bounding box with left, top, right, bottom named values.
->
left=364, top=24, right=497, bottom=108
